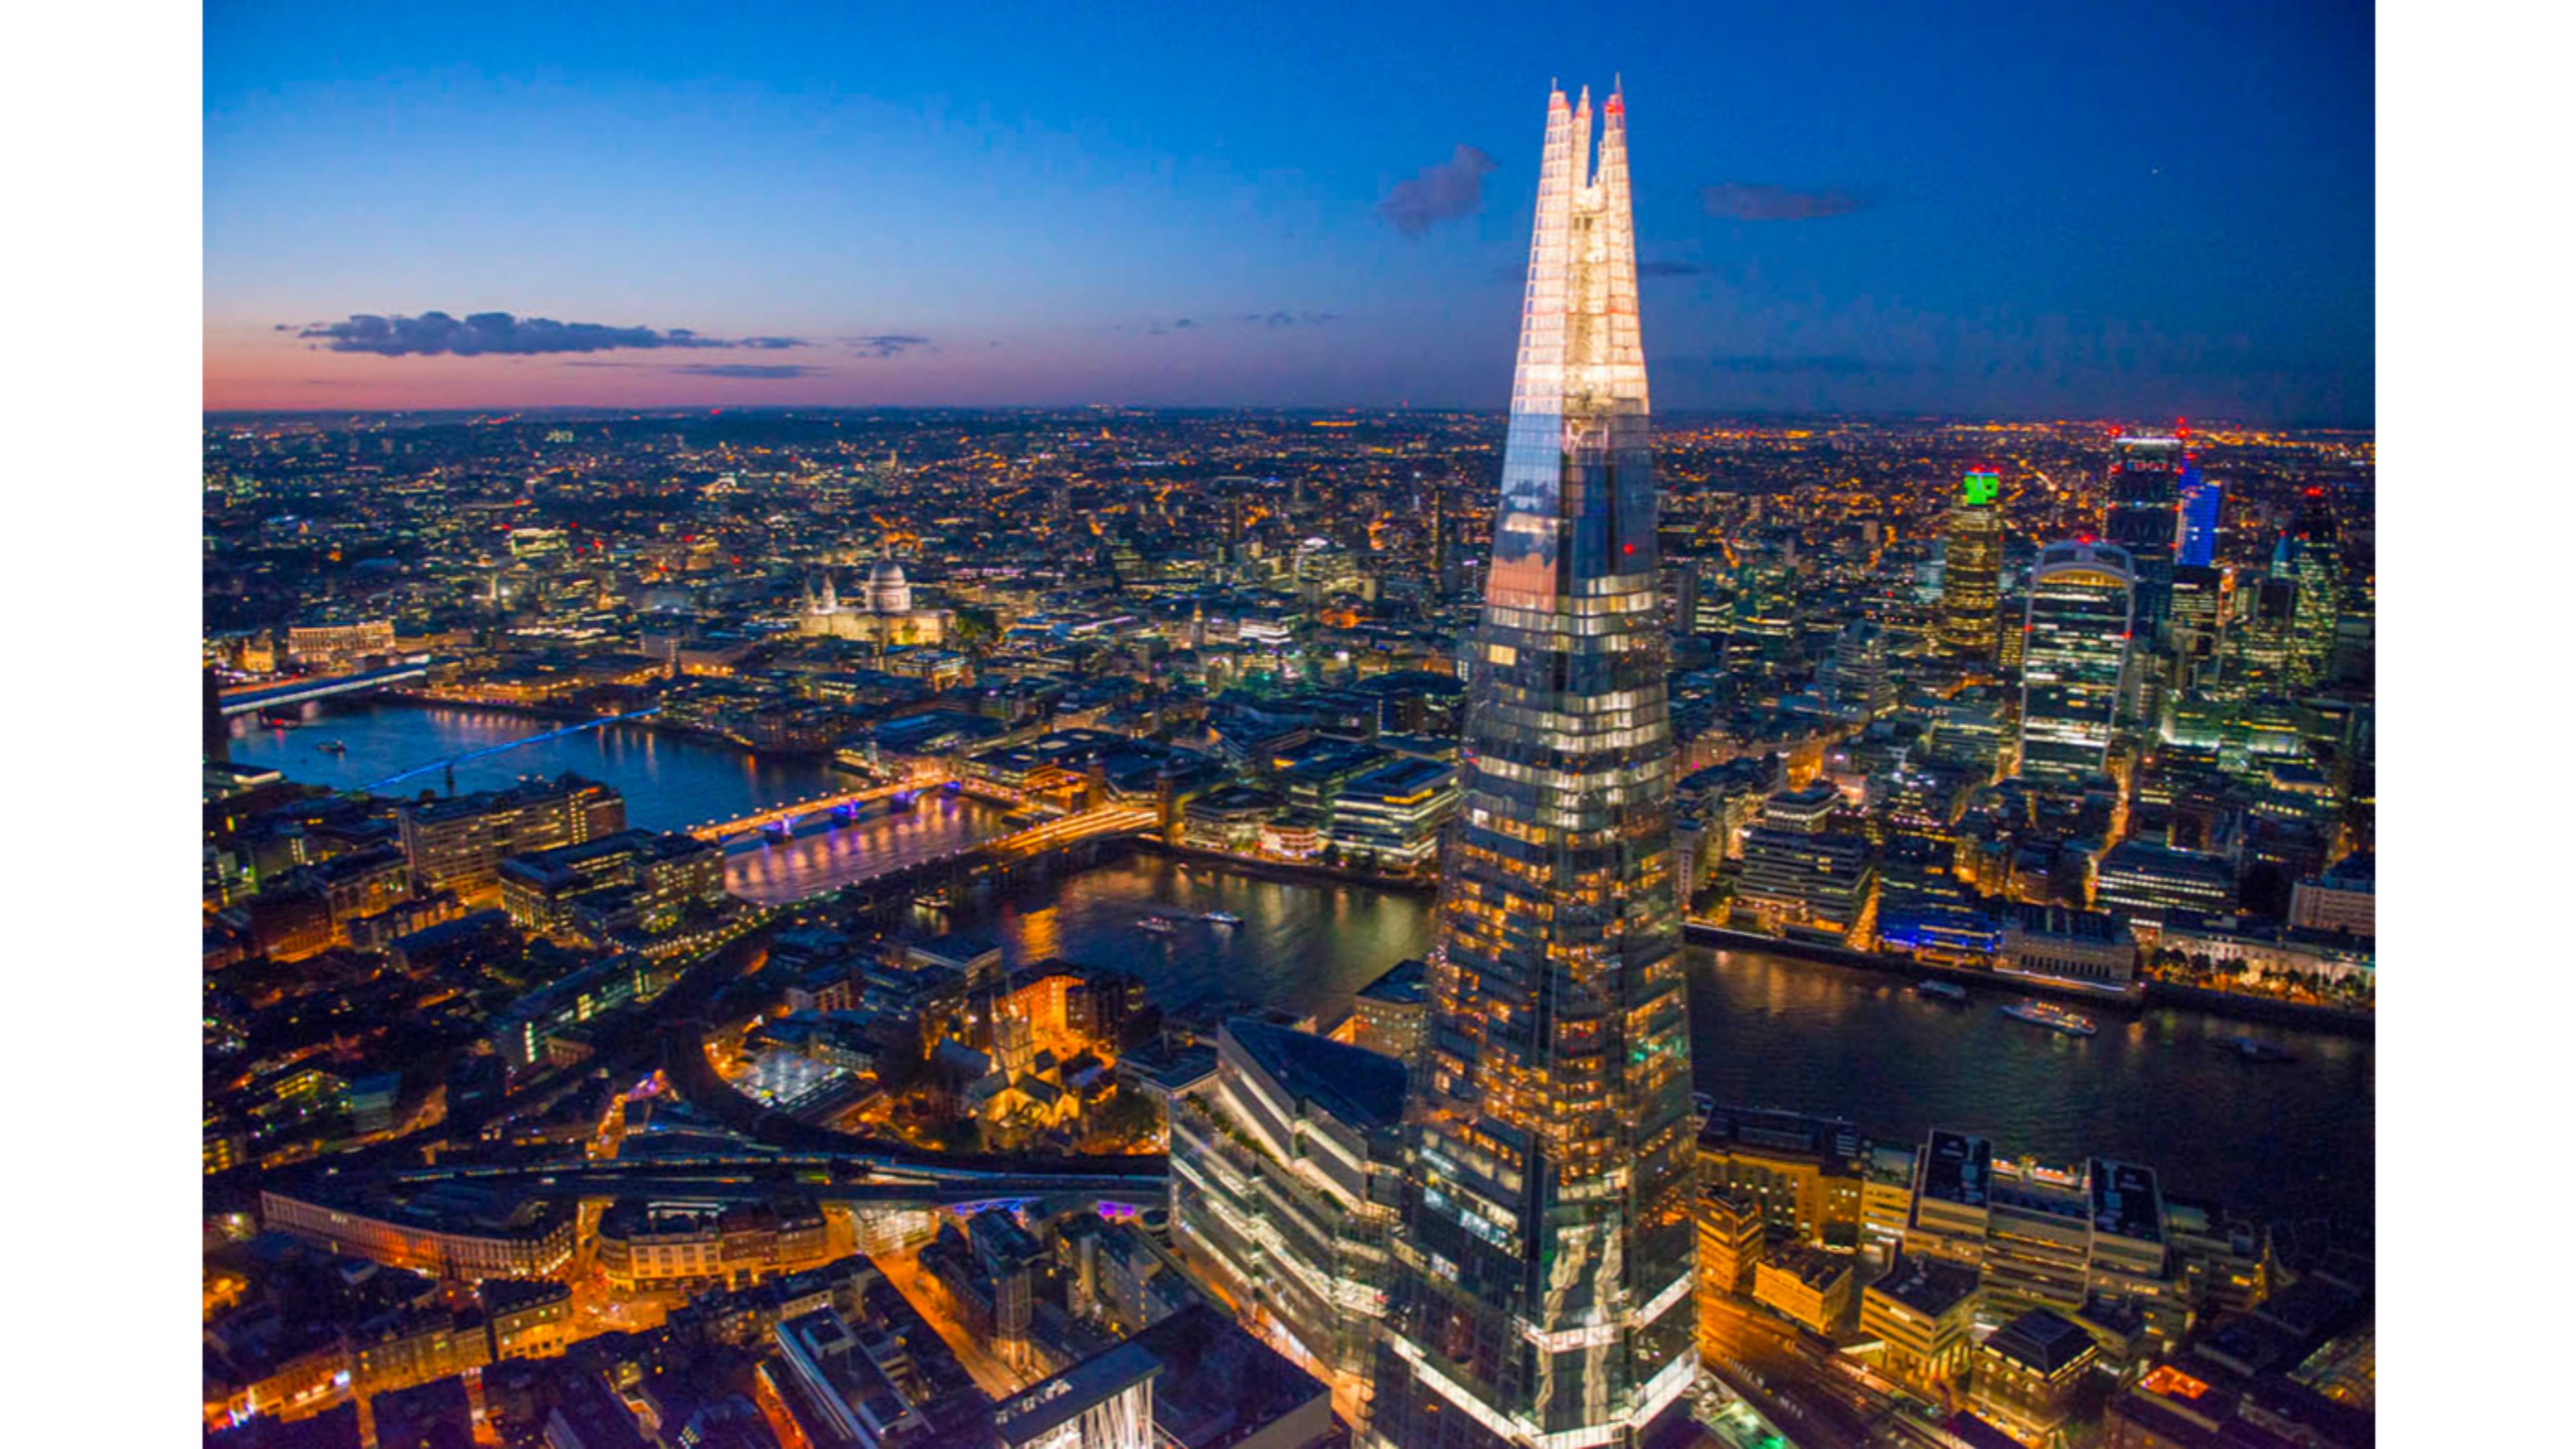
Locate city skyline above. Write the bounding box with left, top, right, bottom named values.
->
left=184, top=12, right=2385, bottom=1449
left=205, top=1, right=2372, bottom=424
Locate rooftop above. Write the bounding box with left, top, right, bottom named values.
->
left=1128, top=1302, right=1328, bottom=1449
left=994, top=1341, right=1161, bottom=1448
left=2088, top=1157, right=2165, bottom=1244
left=1983, top=1308, right=2097, bottom=1377
left=1355, top=957, right=1430, bottom=1006
left=1225, top=1016, right=1408, bottom=1130
left=1869, top=1253, right=1982, bottom=1319
left=1918, top=1128, right=1992, bottom=1209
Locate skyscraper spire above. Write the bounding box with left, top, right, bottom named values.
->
left=1369, top=83, right=1695, bottom=1449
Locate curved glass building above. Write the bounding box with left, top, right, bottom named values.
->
left=2017, top=540, right=2137, bottom=784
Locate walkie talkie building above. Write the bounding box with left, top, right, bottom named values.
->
left=1368, top=83, right=1699, bottom=1449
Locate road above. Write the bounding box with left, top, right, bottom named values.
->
left=1699, top=1297, right=1960, bottom=1449
left=873, top=1244, right=1038, bottom=1399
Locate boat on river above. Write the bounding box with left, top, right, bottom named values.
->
left=2000, top=1000, right=2098, bottom=1037
left=2222, top=1034, right=2296, bottom=1063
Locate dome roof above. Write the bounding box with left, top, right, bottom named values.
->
left=863, top=556, right=912, bottom=614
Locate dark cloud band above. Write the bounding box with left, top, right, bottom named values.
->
left=297, top=311, right=814, bottom=356
left=667, top=364, right=829, bottom=380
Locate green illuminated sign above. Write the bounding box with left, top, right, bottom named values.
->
left=1961, top=470, right=2001, bottom=506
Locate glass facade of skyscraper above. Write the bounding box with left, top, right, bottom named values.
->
left=2017, top=541, right=2136, bottom=784
left=2106, top=437, right=2185, bottom=641
left=1368, top=84, right=1699, bottom=1449
left=2176, top=464, right=2220, bottom=569
left=1937, top=470, right=2004, bottom=660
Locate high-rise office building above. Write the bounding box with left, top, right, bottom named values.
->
left=2017, top=541, right=2136, bottom=785
left=2105, top=437, right=2186, bottom=641
left=2175, top=463, right=2221, bottom=569
left=1937, top=470, right=2005, bottom=660
left=1370, top=83, right=1700, bottom=1449
left=1827, top=619, right=1898, bottom=720
left=2230, top=576, right=2300, bottom=684
left=2275, top=489, right=2343, bottom=688
left=2165, top=564, right=2229, bottom=692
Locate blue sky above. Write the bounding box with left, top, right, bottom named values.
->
left=205, top=0, right=2373, bottom=421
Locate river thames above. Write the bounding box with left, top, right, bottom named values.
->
left=225, top=699, right=1019, bottom=901
left=228, top=699, right=2374, bottom=1227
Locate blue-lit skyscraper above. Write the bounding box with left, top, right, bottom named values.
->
left=2176, top=461, right=2220, bottom=568
left=1369, top=83, right=1699, bottom=1449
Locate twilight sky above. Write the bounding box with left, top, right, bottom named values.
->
left=205, top=0, right=2373, bottom=423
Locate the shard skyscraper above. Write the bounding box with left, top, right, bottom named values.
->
left=1368, top=84, right=1699, bottom=1449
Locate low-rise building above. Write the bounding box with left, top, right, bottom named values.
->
left=398, top=775, right=627, bottom=903
left=348, top=1306, right=492, bottom=1398
left=1346, top=958, right=1428, bottom=1065
left=1699, top=1106, right=1864, bottom=1248
left=259, top=1186, right=576, bottom=1281
left=479, top=1279, right=574, bottom=1360
left=1320, top=755, right=1459, bottom=873
left=488, top=954, right=666, bottom=1069
left=1862, top=1253, right=1982, bottom=1393
left=597, top=1199, right=831, bottom=1295
left=1898, top=1130, right=2186, bottom=1348
left=1695, top=1188, right=1766, bottom=1300
left=1972, top=1308, right=2100, bottom=1446
left=1753, top=1244, right=1856, bottom=1336
left=2287, top=851, right=2373, bottom=938
left=2002, top=904, right=2137, bottom=987
left=2094, top=840, right=2236, bottom=920
left=1733, top=783, right=1878, bottom=947
left=496, top=829, right=725, bottom=940
left=1179, top=784, right=1277, bottom=853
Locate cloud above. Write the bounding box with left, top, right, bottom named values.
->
left=1378, top=144, right=1498, bottom=237
left=296, top=311, right=808, bottom=356
left=1701, top=184, right=1868, bottom=222
left=666, top=364, right=829, bottom=380
left=1146, top=318, right=1197, bottom=336
left=1240, top=311, right=1340, bottom=327
left=1638, top=260, right=1709, bottom=278
left=849, top=334, right=931, bottom=358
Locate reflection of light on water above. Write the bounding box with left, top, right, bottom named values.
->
left=1011, top=905, right=1063, bottom=963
